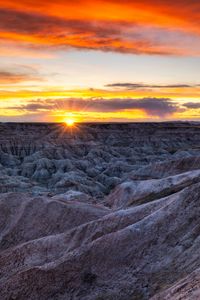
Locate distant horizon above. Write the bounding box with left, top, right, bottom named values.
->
left=1, top=120, right=200, bottom=125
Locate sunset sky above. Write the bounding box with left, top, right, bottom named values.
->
left=1, top=0, right=200, bottom=122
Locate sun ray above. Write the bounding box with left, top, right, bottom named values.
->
left=65, top=118, right=75, bottom=127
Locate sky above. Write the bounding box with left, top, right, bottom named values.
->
left=1, top=0, right=200, bottom=123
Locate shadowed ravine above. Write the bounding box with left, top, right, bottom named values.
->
left=0, top=122, right=200, bottom=299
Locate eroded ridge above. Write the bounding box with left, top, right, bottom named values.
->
left=0, top=122, right=200, bottom=299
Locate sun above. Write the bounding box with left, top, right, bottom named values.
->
left=65, top=119, right=75, bottom=127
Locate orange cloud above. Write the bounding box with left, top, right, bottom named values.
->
left=0, top=0, right=199, bottom=30
left=0, top=1, right=200, bottom=55
left=0, top=71, right=41, bottom=84
left=7, top=97, right=183, bottom=117
left=2, top=95, right=200, bottom=123
left=1, top=85, right=200, bottom=103
left=2, top=96, right=185, bottom=124
left=0, top=65, right=44, bottom=84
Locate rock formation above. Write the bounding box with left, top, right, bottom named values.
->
left=0, top=122, right=200, bottom=299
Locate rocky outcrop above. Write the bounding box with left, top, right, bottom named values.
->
left=1, top=122, right=200, bottom=197
left=107, top=169, right=200, bottom=208
left=0, top=193, right=109, bottom=251
left=130, top=155, right=200, bottom=180
left=151, top=268, right=200, bottom=300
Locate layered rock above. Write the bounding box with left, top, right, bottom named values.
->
left=107, top=169, right=200, bottom=208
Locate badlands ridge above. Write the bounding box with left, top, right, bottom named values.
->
left=0, top=122, right=200, bottom=299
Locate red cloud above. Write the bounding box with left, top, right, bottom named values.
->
left=0, top=1, right=200, bottom=55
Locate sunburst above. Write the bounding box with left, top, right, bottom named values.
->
left=65, top=119, right=75, bottom=127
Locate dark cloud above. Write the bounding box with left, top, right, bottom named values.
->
left=106, top=83, right=197, bottom=90
left=0, top=8, right=120, bottom=36
left=7, top=97, right=182, bottom=117
left=183, top=102, right=200, bottom=109
left=14, top=103, right=53, bottom=111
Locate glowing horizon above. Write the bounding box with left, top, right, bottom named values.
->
left=0, top=1, right=200, bottom=122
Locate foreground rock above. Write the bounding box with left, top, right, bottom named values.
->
left=0, top=179, right=200, bottom=299
left=151, top=268, right=200, bottom=300
left=107, top=169, right=200, bottom=208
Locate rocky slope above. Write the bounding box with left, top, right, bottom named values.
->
left=0, top=122, right=200, bottom=299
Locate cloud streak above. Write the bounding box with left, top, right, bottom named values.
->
left=183, top=102, right=200, bottom=109
left=0, top=9, right=180, bottom=55
left=7, top=97, right=183, bottom=117
left=1, top=1, right=200, bottom=55
left=0, top=65, right=43, bottom=84
left=106, top=83, right=199, bottom=90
